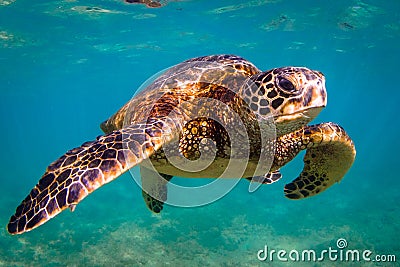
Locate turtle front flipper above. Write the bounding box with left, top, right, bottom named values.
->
left=140, top=165, right=172, bottom=213
left=7, top=121, right=171, bottom=235
left=276, top=122, right=356, bottom=199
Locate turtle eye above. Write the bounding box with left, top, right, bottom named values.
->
left=278, top=77, right=295, bottom=92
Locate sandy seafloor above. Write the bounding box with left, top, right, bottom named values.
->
left=0, top=0, right=399, bottom=266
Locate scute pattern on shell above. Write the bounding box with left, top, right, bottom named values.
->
left=7, top=54, right=355, bottom=235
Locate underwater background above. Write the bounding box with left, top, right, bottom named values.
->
left=0, top=0, right=399, bottom=266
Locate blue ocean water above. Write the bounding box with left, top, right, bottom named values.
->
left=0, top=0, right=399, bottom=266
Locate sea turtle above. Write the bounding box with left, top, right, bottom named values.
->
left=7, top=54, right=356, bottom=234
left=124, top=0, right=164, bottom=8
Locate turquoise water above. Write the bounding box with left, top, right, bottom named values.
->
left=0, top=0, right=399, bottom=266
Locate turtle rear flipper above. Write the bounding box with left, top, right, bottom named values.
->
left=7, top=121, right=172, bottom=235
left=246, top=170, right=282, bottom=184
left=140, top=166, right=172, bottom=213
left=282, top=122, right=356, bottom=199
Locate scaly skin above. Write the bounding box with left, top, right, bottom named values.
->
left=7, top=120, right=171, bottom=234
left=274, top=122, right=356, bottom=199
left=7, top=54, right=356, bottom=234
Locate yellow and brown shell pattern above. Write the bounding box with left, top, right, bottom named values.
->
left=8, top=55, right=356, bottom=234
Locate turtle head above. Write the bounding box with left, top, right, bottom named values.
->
left=248, top=67, right=327, bottom=136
